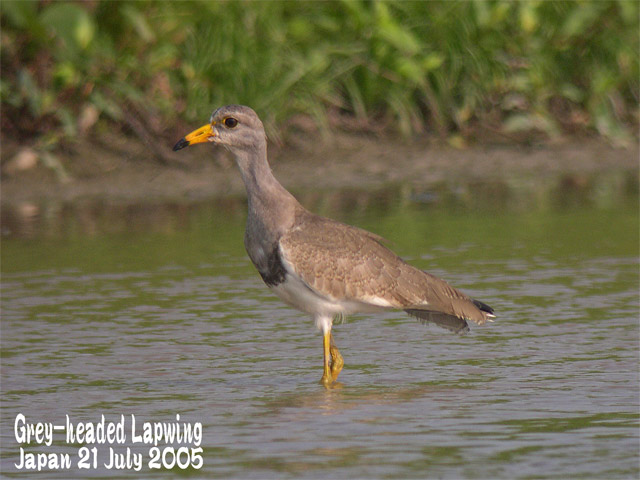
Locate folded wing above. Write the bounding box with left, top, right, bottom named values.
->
left=279, top=212, right=493, bottom=332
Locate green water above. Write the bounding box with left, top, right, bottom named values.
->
left=1, top=194, right=638, bottom=479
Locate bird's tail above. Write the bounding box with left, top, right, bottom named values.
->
left=404, top=309, right=470, bottom=334
left=405, top=298, right=495, bottom=334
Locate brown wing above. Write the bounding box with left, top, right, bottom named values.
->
left=279, top=212, right=489, bottom=326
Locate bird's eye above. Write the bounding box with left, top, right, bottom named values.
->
left=224, top=117, right=238, bottom=128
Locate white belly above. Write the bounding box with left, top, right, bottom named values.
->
left=270, top=272, right=388, bottom=317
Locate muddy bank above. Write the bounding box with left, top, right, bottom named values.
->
left=2, top=132, right=638, bottom=238
left=2, top=131, right=638, bottom=206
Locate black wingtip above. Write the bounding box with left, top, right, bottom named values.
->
left=172, top=138, right=189, bottom=151
left=472, top=299, right=494, bottom=315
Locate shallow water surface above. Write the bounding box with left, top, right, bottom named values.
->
left=1, top=200, right=638, bottom=479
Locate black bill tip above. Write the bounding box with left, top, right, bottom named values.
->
left=172, top=138, right=189, bottom=152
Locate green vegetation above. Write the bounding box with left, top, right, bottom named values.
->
left=1, top=0, right=638, bottom=151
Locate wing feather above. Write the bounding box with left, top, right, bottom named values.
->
left=279, top=212, right=490, bottom=326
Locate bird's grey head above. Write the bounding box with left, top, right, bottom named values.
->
left=173, top=104, right=266, bottom=155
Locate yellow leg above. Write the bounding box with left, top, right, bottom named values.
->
left=329, top=333, right=344, bottom=381
left=320, top=331, right=332, bottom=387
left=320, top=331, right=345, bottom=388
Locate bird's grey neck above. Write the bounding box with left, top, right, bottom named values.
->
left=234, top=146, right=295, bottom=205
left=233, top=145, right=300, bottom=243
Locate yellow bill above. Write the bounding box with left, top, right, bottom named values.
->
left=173, top=124, right=214, bottom=151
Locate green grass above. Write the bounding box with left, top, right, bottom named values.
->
left=1, top=0, right=638, bottom=149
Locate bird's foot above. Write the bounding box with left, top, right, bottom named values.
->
left=319, top=374, right=343, bottom=390
left=319, top=373, right=333, bottom=388
left=320, top=331, right=344, bottom=389
left=329, top=345, right=344, bottom=381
